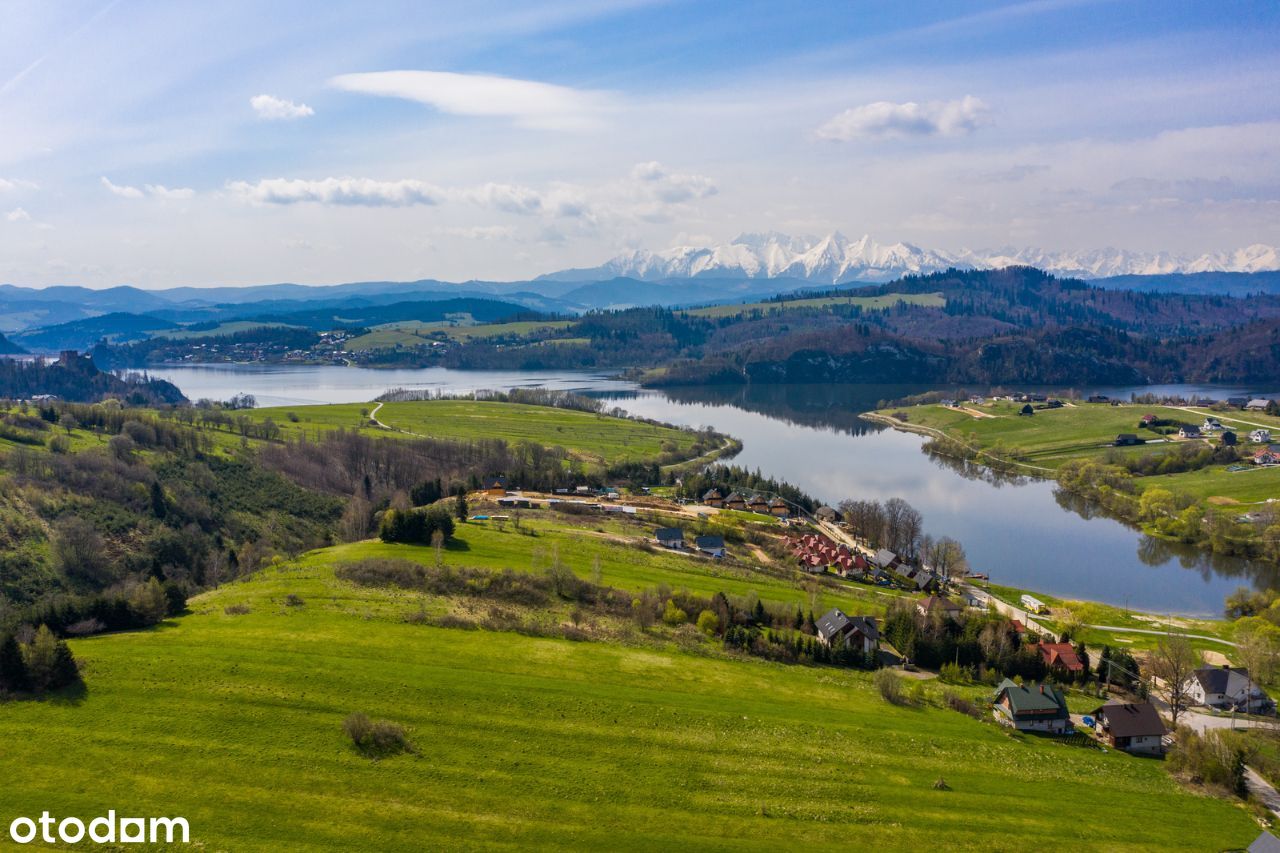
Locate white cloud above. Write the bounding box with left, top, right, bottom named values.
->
left=101, top=177, right=194, bottom=200
left=629, top=161, right=717, bottom=203
left=6, top=207, right=31, bottom=222
left=227, top=176, right=442, bottom=207
left=100, top=176, right=143, bottom=198
left=329, top=70, right=610, bottom=131
left=816, top=95, right=991, bottom=140
left=460, top=183, right=545, bottom=215
left=442, top=225, right=516, bottom=240
left=250, top=94, right=315, bottom=120
left=0, top=178, right=37, bottom=193
left=145, top=184, right=195, bottom=199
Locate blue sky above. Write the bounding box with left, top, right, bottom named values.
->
left=1, top=0, right=1278, bottom=287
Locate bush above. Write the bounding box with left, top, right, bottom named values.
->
left=224, top=603, right=251, bottom=616
left=343, top=712, right=414, bottom=758
left=696, top=609, right=721, bottom=635
left=283, top=594, right=304, bottom=607
left=875, top=669, right=907, bottom=705
left=939, top=662, right=972, bottom=684
left=662, top=598, right=688, bottom=626
left=942, top=688, right=983, bottom=719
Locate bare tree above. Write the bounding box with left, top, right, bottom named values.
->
left=1150, top=634, right=1199, bottom=727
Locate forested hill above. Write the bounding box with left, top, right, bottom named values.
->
left=0, top=333, right=26, bottom=355
left=0, top=354, right=186, bottom=405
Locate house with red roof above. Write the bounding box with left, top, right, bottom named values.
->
left=1038, top=642, right=1084, bottom=675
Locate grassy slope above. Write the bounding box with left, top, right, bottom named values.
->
left=244, top=400, right=703, bottom=467
left=684, top=292, right=945, bottom=319
left=0, top=526, right=1257, bottom=851
left=345, top=320, right=574, bottom=351
left=888, top=400, right=1280, bottom=504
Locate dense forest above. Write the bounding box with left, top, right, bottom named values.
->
left=0, top=354, right=185, bottom=405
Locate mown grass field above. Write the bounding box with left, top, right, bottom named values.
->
left=887, top=400, right=1280, bottom=504
left=0, top=525, right=1259, bottom=851
left=245, top=399, right=706, bottom=467
left=344, top=320, right=574, bottom=351
left=684, top=291, right=945, bottom=319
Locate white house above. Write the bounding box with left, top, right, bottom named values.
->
left=1184, top=665, right=1274, bottom=713
left=1202, top=418, right=1222, bottom=432
left=1090, top=702, right=1167, bottom=755
left=1252, top=429, right=1273, bottom=443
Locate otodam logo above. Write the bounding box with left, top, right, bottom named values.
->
left=7, top=811, right=189, bottom=845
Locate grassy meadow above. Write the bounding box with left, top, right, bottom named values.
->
left=0, top=520, right=1261, bottom=851
left=344, top=319, right=574, bottom=351
left=239, top=399, right=707, bottom=467
left=883, top=399, right=1280, bottom=505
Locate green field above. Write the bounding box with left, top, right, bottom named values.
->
left=685, top=292, right=945, bottom=319
left=247, top=399, right=708, bottom=467
left=884, top=400, right=1280, bottom=504
left=344, top=320, right=574, bottom=351
left=155, top=321, right=300, bottom=341
left=0, top=521, right=1257, bottom=851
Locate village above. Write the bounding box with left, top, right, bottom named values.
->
left=466, top=471, right=1279, bottom=768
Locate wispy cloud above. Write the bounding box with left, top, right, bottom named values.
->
left=329, top=70, right=611, bottom=131
left=100, top=176, right=144, bottom=198
left=101, top=177, right=194, bottom=199
left=250, top=94, right=314, bottom=120
left=629, top=161, right=717, bottom=203
left=0, top=178, right=38, bottom=193
left=227, top=177, right=442, bottom=207
left=816, top=95, right=991, bottom=140
left=5, top=207, right=31, bottom=222
left=442, top=225, right=517, bottom=241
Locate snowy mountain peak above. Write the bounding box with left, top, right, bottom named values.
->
left=540, top=233, right=1280, bottom=283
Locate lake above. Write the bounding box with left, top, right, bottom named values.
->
left=148, top=364, right=1280, bottom=616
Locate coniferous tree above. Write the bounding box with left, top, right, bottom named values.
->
left=455, top=491, right=468, bottom=522
left=51, top=640, right=79, bottom=689
left=0, top=634, right=30, bottom=693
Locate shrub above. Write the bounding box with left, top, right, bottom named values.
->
left=875, top=669, right=907, bottom=705
left=939, top=662, right=971, bottom=684
left=662, top=598, right=688, bottom=626
left=283, top=594, right=304, bottom=607
left=696, top=609, right=721, bottom=636
left=343, top=712, right=414, bottom=758
left=942, top=688, right=983, bottom=719
left=224, top=603, right=251, bottom=616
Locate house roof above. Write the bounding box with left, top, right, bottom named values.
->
left=872, top=548, right=897, bottom=568
left=1091, top=702, right=1167, bottom=739
left=994, top=679, right=1068, bottom=717
left=815, top=505, right=838, bottom=519
left=1249, top=831, right=1280, bottom=853
left=694, top=535, right=725, bottom=550
left=724, top=492, right=745, bottom=503
left=918, top=595, right=961, bottom=615
left=1039, top=642, right=1085, bottom=672
left=815, top=608, right=878, bottom=643
left=1180, top=425, right=1201, bottom=435
left=1191, top=664, right=1248, bottom=694
left=655, top=527, right=684, bottom=542
left=483, top=475, right=507, bottom=487
left=701, top=489, right=722, bottom=500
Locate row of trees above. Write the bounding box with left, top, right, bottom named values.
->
left=378, top=507, right=456, bottom=546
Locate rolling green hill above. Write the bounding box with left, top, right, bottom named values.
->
left=0, top=523, right=1257, bottom=851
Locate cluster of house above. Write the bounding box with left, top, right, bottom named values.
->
left=654, top=527, right=726, bottom=557
left=785, top=534, right=940, bottom=591
left=701, top=489, right=791, bottom=518
left=991, top=661, right=1276, bottom=756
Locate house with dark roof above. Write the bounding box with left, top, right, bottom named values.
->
left=1184, top=664, right=1274, bottom=713
left=701, top=489, right=723, bottom=508
left=814, top=608, right=878, bottom=654
left=746, top=495, right=769, bottom=513
left=1249, top=830, right=1280, bottom=853
left=1251, top=429, right=1272, bottom=443
left=767, top=497, right=790, bottom=518
left=916, top=595, right=962, bottom=620
left=992, top=679, right=1071, bottom=733
left=723, top=492, right=747, bottom=512
left=1178, top=424, right=1202, bottom=439
left=871, top=549, right=899, bottom=571
left=1038, top=642, right=1085, bottom=675
left=1089, top=702, right=1167, bottom=755
left=655, top=527, right=685, bottom=549
left=1114, top=433, right=1141, bottom=446
left=482, top=475, right=509, bottom=495
left=694, top=535, right=725, bottom=557
left=814, top=506, right=838, bottom=522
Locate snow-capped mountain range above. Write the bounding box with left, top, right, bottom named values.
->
left=540, top=232, right=1280, bottom=283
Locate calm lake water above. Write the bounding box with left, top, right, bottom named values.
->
left=148, top=364, right=1280, bottom=616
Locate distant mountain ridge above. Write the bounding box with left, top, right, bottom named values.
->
left=539, top=232, right=1280, bottom=283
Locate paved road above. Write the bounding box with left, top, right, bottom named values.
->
left=1246, top=767, right=1280, bottom=817
left=962, top=584, right=1060, bottom=641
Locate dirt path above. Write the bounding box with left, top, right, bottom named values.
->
left=957, top=406, right=995, bottom=419
left=750, top=545, right=772, bottom=563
